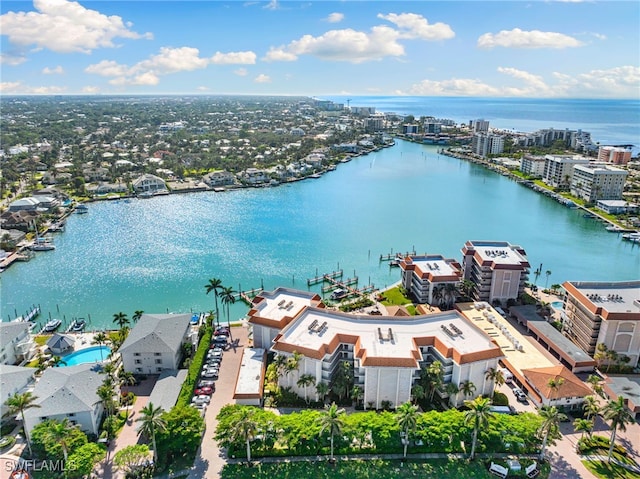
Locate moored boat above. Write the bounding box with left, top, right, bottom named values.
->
left=76, top=204, right=89, bottom=214
left=43, top=318, right=62, bottom=332
left=71, top=318, right=86, bottom=332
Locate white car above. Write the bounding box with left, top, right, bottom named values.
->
left=192, top=395, right=211, bottom=405
left=201, top=369, right=219, bottom=378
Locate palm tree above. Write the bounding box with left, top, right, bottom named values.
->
left=112, top=311, right=130, bottom=330
left=50, top=355, right=68, bottom=367
left=545, top=270, right=552, bottom=289
left=460, top=279, right=476, bottom=300
left=547, top=377, right=565, bottom=403
left=411, top=384, right=426, bottom=405
left=284, top=351, right=302, bottom=387
left=396, top=402, right=420, bottom=459
left=538, top=406, right=566, bottom=460
left=445, top=383, right=459, bottom=406
left=583, top=395, right=600, bottom=422
left=316, top=382, right=330, bottom=404
left=443, top=283, right=458, bottom=309
left=426, top=361, right=444, bottom=402
left=44, top=418, right=78, bottom=465
left=464, top=396, right=493, bottom=460
left=460, top=380, right=477, bottom=399
left=4, top=392, right=40, bottom=457
left=573, top=418, right=593, bottom=440
left=602, top=396, right=634, bottom=463
left=297, top=374, right=316, bottom=404
left=132, top=310, right=144, bottom=324
left=220, top=285, right=236, bottom=329
left=97, top=382, right=117, bottom=417
left=230, top=407, right=258, bottom=465
left=485, top=368, right=505, bottom=398
left=586, top=375, right=604, bottom=397
left=205, top=278, right=223, bottom=326
left=136, top=402, right=167, bottom=464
left=92, top=331, right=109, bottom=361
left=351, top=385, right=363, bottom=408
left=317, top=402, right=345, bottom=462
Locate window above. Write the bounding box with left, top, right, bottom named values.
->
left=68, top=413, right=75, bottom=417
left=155, top=359, right=162, bottom=364
left=154, top=352, right=161, bottom=356
left=156, top=367, right=162, bottom=373
left=134, top=360, right=141, bottom=364
left=135, top=368, right=142, bottom=373
left=134, top=353, right=140, bottom=357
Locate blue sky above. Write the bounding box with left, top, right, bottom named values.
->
left=1, top=0, right=639, bottom=98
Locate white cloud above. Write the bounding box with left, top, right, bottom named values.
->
left=0, top=80, right=66, bottom=94
left=81, top=86, right=100, bottom=94
left=234, top=68, right=249, bottom=76
left=264, top=0, right=280, bottom=10
left=267, top=25, right=404, bottom=63
left=197, top=86, right=210, bottom=91
left=86, top=47, right=256, bottom=86
left=400, top=65, right=639, bottom=98
left=254, top=74, right=271, bottom=83
left=0, top=0, right=153, bottom=54
left=377, top=13, right=455, bottom=40
left=210, top=51, right=257, bottom=65
left=326, top=13, right=344, bottom=23
left=478, top=28, right=583, bottom=49
left=401, top=78, right=500, bottom=97
left=42, top=65, right=64, bottom=75
left=1, top=52, right=27, bottom=66
left=85, top=60, right=130, bottom=77
left=265, top=12, right=453, bottom=64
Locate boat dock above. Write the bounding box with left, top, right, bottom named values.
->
left=379, top=250, right=416, bottom=262
left=321, top=276, right=358, bottom=293
left=307, top=269, right=343, bottom=286
left=8, top=304, right=41, bottom=323
left=232, top=287, right=264, bottom=305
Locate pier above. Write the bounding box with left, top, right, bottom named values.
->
left=307, top=269, right=343, bottom=286
left=321, top=276, right=358, bottom=293
left=232, top=287, right=264, bottom=305
left=379, top=250, right=416, bottom=262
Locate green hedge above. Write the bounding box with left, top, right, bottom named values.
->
left=215, top=405, right=544, bottom=460
left=176, top=326, right=212, bottom=408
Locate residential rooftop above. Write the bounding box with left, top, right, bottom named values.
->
left=564, top=280, right=640, bottom=316
left=233, top=348, right=266, bottom=401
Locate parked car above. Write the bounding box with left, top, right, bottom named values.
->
left=215, top=326, right=230, bottom=336
left=194, top=386, right=213, bottom=396
left=512, top=387, right=528, bottom=403
left=191, top=395, right=211, bottom=405
left=198, top=380, right=216, bottom=389
left=201, top=369, right=219, bottom=379
left=213, top=335, right=228, bottom=345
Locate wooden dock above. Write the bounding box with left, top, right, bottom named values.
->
left=307, top=269, right=343, bottom=286
left=321, top=276, right=358, bottom=293
left=233, top=287, right=264, bottom=305
left=379, top=250, right=416, bottom=262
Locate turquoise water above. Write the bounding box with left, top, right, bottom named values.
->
left=2, top=140, right=639, bottom=330
left=61, top=346, right=111, bottom=366
left=551, top=301, right=564, bottom=309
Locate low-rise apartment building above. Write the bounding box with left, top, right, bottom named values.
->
left=399, top=255, right=462, bottom=306
left=542, top=155, right=590, bottom=189
left=570, top=163, right=628, bottom=202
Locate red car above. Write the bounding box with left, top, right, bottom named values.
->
left=194, top=386, right=213, bottom=396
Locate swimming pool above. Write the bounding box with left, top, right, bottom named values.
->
left=551, top=301, right=564, bottom=309
left=61, top=346, right=111, bottom=366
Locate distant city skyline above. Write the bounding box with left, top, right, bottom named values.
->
left=1, top=0, right=639, bottom=98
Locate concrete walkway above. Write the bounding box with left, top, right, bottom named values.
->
left=93, top=376, right=156, bottom=479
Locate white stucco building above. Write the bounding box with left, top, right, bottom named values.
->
left=399, top=255, right=462, bottom=306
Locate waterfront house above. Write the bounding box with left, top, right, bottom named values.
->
left=23, top=364, right=104, bottom=436
left=0, top=322, right=36, bottom=365
left=596, top=200, right=638, bottom=215
left=0, top=210, right=39, bottom=232
left=118, top=313, right=192, bottom=374
left=203, top=170, right=235, bottom=187
left=0, top=365, right=35, bottom=418
left=46, top=333, right=75, bottom=355
left=461, top=240, right=530, bottom=305
left=132, top=173, right=168, bottom=194
left=239, top=168, right=270, bottom=186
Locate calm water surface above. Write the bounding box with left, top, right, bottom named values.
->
left=2, top=140, right=639, bottom=329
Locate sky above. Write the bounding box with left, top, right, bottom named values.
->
left=1, top=0, right=639, bottom=98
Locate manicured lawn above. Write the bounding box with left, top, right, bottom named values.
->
left=380, top=286, right=412, bottom=306
left=582, top=458, right=640, bottom=479
left=221, top=458, right=550, bottom=479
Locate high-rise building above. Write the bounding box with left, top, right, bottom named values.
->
left=598, top=146, right=632, bottom=165
left=472, top=133, right=504, bottom=157
left=570, top=163, right=628, bottom=202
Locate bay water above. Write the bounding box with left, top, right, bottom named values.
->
left=2, top=139, right=638, bottom=331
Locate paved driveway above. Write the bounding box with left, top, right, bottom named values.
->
left=189, top=324, right=248, bottom=478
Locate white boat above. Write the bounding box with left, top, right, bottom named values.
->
left=138, top=191, right=154, bottom=199
left=622, top=232, right=640, bottom=241
left=43, top=318, right=62, bottom=332
left=30, top=242, right=55, bottom=251
left=76, top=204, right=89, bottom=214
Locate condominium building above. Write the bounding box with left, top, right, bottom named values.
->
left=570, top=163, right=628, bottom=202
left=598, top=146, right=631, bottom=165
left=542, top=155, right=590, bottom=189
left=399, top=255, right=462, bottom=305
left=461, top=241, right=530, bottom=304
left=248, top=288, right=504, bottom=409
left=520, top=155, right=546, bottom=177
left=562, top=281, right=640, bottom=368
left=471, top=133, right=504, bottom=157
left=470, top=119, right=490, bottom=133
